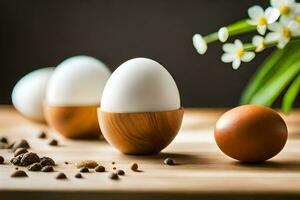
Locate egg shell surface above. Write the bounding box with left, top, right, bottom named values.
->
left=214, top=105, right=288, bottom=162
left=46, top=55, right=111, bottom=106
left=101, top=57, right=180, bottom=113
left=12, top=67, right=55, bottom=121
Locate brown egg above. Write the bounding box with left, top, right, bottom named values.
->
left=214, top=105, right=288, bottom=162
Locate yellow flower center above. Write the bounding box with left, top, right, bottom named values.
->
left=257, top=17, right=267, bottom=25
left=280, top=4, right=290, bottom=15
left=283, top=27, right=291, bottom=38
left=236, top=49, right=244, bottom=57
left=296, top=16, right=300, bottom=23
left=256, top=42, right=265, bottom=52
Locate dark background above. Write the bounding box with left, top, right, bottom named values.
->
left=1, top=0, right=287, bottom=107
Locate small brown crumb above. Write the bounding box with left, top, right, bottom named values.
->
left=112, top=161, right=115, bottom=165
left=130, top=162, right=138, bottom=171
left=40, top=157, right=55, bottom=166
left=164, top=158, right=174, bottom=165
left=74, top=173, right=82, bottom=178
left=28, top=163, right=42, bottom=171
left=108, top=172, right=119, bottom=180
left=14, top=148, right=28, bottom=157
left=79, top=167, right=89, bottom=173
left=12, top=139, right=30, bottom=151
left=64, top=161, right=69, bottom=165
left=20, top=152, right=40, bottom=166
left=15, top=167, right=18, bottom=170
left=0, top=137, right=8, bottom=143
left=7, top=142, right=15, bottom=149
left=113, top=167, right=116, bottom=170
left=38, top=131, right=47, bottom=139
left=0, top=156, right=4, bottom=164
left=75, top=160, right=98, bottom=169
left=41, top=165, right=54, bottom=172
left=48, top=139, right=58, bottom=146
left=95, top=165, right=105, bottom=172
left=56, top=172, right=67, bottom=179
left=11, top=170, right=27, bottom=177
left=116, top=169, right=125, bottom=176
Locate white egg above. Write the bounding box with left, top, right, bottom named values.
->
left=101, top=57, right=180, bottom=113
left=46, top=55, right=111, bottom=106
left=12, top=67, right=55, bottom=121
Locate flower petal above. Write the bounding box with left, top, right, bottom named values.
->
left=265, top=7, right=280, bottom=23
left=234, top=39, right=243, bottom=49
left=241, top=52, right=255, bottom=62
left=270, top=0, right=281, bottom=8
left=192, top=34, right=207, bottom=55
left=257, top=25, right=267, bottom=35
left=232, top=58, right=241, bottom=70
left=222, top=43, right=237, bottom=52
left=265, top=32, right=281, bottom=42
left=218, top=27, right=229, bottom=42
left=221, top=53, right=235, bottom=63
left=278, top=37, right=290, bottom=48
left=252, top=35, right=264, bottom=46
left=248, top=5, right=264, bottom=20
left=268, top=22, right=282, bottom=32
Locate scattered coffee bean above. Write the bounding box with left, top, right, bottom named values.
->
left=95, top=165, right=105, bottom=172
left=164, top=158, right=174, bottom=165
left=113, top=167, right=116, bottom=170
left=64, top=161, right=69, bottom=165
left=12, top=139, right=30, bottom=151
left=108, top=172, right=119, bottom=180
left=11, top=154, right=25, bottom=166
left=130, top=163, right=138, bottom=171
left=75, top=160, right=98, bottom=169
left=75, top=173, right=82, bottom=178
left=56, top=172, right=67, bottom=180
left=11, top=170, right=27, bottom=177
left=0, top=156, right=4, bottom=164
left=0, top=137, right=8, bottom=143
left=79, top=167, right=89, bottom=173
left=116, top=169, right=125, bottom=176
left=40, top=157, right=55, bottom=166
left=41, top=165, right=54, bottom=172
left=20, top=152, right=40, bottom=166
left=112, top=161, right=115, bottom=165
left=38, top=131, right=47, bottom=139
left=28, top=163, right=42, bottom=171
left=14, top=148, right=28, bottom=157
left=48, top=139, right=58, bottom=146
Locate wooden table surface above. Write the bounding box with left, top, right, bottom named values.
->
left=1, top=106, right=300, bottom=200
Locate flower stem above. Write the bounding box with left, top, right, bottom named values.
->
left=203, top=19, right=256, bottom=43
left=243, top=36, right=300, bottom=51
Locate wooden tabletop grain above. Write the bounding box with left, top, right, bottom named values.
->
left=1, top=106, right=300, bottom=200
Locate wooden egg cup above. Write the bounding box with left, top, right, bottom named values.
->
left=44, top=104, right=101, bottom=139
left=98, top=108, right=184, bottom=155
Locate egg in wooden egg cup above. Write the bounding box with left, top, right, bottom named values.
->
left=98, top=108, right=184, bottom=154
left=44, top=55, right=111, bottom=139
left=98, top=57, right=183, bottom=154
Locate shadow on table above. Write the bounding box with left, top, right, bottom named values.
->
left=233, top=160, right=300, bottom=172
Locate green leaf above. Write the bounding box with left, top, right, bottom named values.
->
left=240, top=42, right=300, bottom=104
left=282, top=74, right=300, bottom=114
left=249, top=60, right=300, bottom=106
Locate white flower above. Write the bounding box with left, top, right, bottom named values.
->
left=193, top=34, right=207, bottom=55
left=271, top=0, right=300, bottom=16
left=266, top=17, right=300, bottom=48
left=218, top=27, right=229, bottom=42
left=248, top=5, right=280, bottom=35
left=252, top=35, right=266, bottom=52
left=221, top=40, right=255, bottom=70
